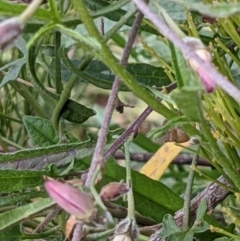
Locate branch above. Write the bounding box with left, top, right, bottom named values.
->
left=113, top=151, right=211, bottom=166
left=85, top=11, right=145, bottom=187
left=148, top=175, right=230, bottom=241
left=104, top=82, right=176, bottom=159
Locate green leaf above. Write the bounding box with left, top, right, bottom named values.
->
left=0, top=0, right=53, bottom=21
left=171, top=89, right=204, bottom=122
left=98, top=159, right=184, bottom=222
left=0, top=191, right=45, bottom=207
left=83, top=0, right=158, bottom=34
left=191, top=199, right=209, bottom=233
left=28, top=46, right=96, bottom=124
left=169, top=231, right=194, bottom=241
left=147, top=116, right=189, bottom=139
left=22, top=115, right=59, bottom=147
left=0, top=141, right=94, bottom=170
left=48, top=91, right=96, bottom=123
left=60, top=51, right=171, bottom=91
left=0, top=170, right=48, bottom=192
left=170, top=1, right=240, bottom=18
left=0, top=38, right=27, bottom=88
left=214, top=238, right=234, bottom=241
left=160, top=214, right=181, bottom=238
left=0, top=225, right=22, bottom=241
left=0, top=198, right=54, bottom=231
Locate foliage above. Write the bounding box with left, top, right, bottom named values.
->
left=0, top=0, right=240, bottom=240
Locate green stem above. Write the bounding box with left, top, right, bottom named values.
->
left=124, top=134, right=135, bottom=220
left=90, top=164, right=114, bottom=225
left=10, top=81, right=47, bottom=119
left=0, top=112, right=22, bottom=124
left=191, top=165, right=235, bottom=193
left=182, top=140, right=199, bottom=231
left=51, top=6, right=137, bottom=132
left=71, top=0, right=176, bottom=120
left=48, top=0, right=61, bottom=22
left=54, top=31, right=63, bottom=94
left=209, top=225, right=240, bottom=240
left=0, top=136, right=24, bottom=150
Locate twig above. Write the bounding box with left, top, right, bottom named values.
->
left=0, top=71, right=56, bottom=93
left=85, top=11, right=145, bottom=187
left=104, top=82, right=176, bottom=159
left=131, top=0, right=240, bottom=103
left=104, top=106, right=152, bottom=160
left=33, top=206, right=61, bottom=233
left=148, top=175, right=230, bottom=241
left=113, top=152, right=211, bottom=166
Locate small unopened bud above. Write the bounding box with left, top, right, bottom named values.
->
left=112, top=233, right=132, bottom=241
left=100, top=182, right=129, bottom=201
left=0, top=18, right=24, bottom=51
left=44, top=180, right=94, bottom=221
left=184, top=37, right=216, bottom=93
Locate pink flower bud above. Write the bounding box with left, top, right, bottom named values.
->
left=184, top=37, right=216, bottom=93
left=197, top=66, right=216, bottom=93
left=44, top=180, right=94, bottom=221
left=0, top=17, right=24, bottom=51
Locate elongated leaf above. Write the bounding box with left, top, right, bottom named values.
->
left=0, top=141, right=94, bottom=170
left=61, top=53, right=171, bottom=90
left=0, top=170, right=49, bottom=192
left=83, top=0, right=158, bottom=34
left=147, top=116, right=189, bottom=139
left=171, top=89, right=204, bottom=122
left=0, top=38, right=27, bottom=88
left=0, top=191, right=45, bottom=207
left=98, top=159, right=184, bottom=222
left=28, top=46, right=96, bottom=123
left=0, top=198, right=54, bottom=231
left=169, top=1, right=240, bottom=18
left=23, top=115, right=59, bottom=147
left=0, top=225, right=22, bottom=241
left=0, top=0, right=53, bottom=21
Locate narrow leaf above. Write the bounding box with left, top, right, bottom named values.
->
left=0, top=198, right=54, bottom=231
left=23, top=115, right=59, bottom=147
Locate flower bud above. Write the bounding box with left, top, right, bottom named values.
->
left=0, top=18, right=24, bottom=51
left=44, top=180, right=94, bottom=221
left=112, top=233, right=132, bottom=241
left=184, top=37, right=216, bottom=93
left=100, top=182, right=129, bottom=201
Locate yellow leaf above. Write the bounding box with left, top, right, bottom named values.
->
left=140, top=141, right=190, bottom=180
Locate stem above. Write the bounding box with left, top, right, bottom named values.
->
left=54, top=31, right=63, bottom=94
left=124, top=134, right=135, bottom=219
left=90, top=165, right=114, bottom=225
left=19, top=0, right=43, bottom=23
left=33, top=206, right=61, bottom=233
left=113, top=152, right=211, bottom=166
left=10, top=81, right=47, bottom=119
left=182, top=141, right=199, bottom=230
left=209, top=225, right=240, bottom=241
left=104, top=106, right=152, bottom=159
left=71, top=223, right=83, bottom=241
left=104, top=82, right=176, bottom=159
left=51, top=6, right=137, bottom=133
left=131, top=0, right=240, bottom=103
left=84, top=10, right=145, bottom=187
